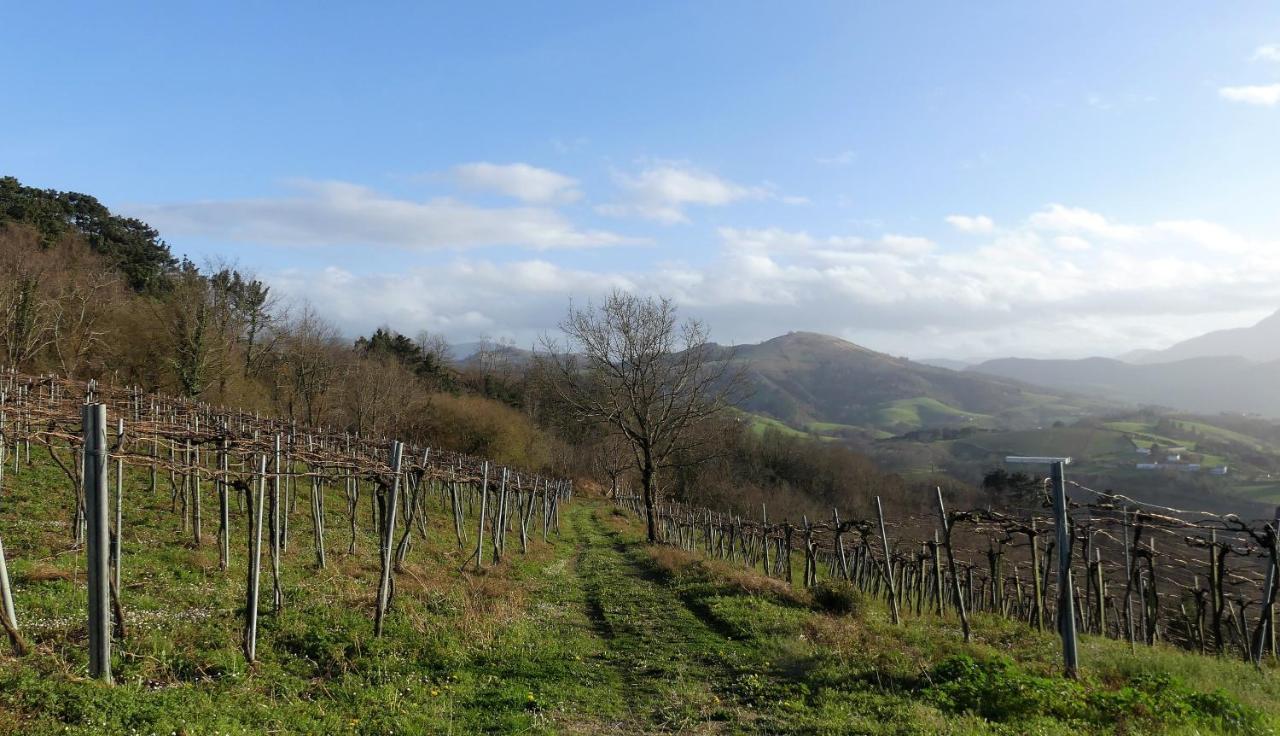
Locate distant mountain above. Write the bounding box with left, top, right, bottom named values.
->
left=1131, top=309, right=1280, bottom=364
left=916, top=358, right=971, bottom=371
left=969, top=355, right=1280, bottom=416
left=713, top=332, right=1101, bottom=434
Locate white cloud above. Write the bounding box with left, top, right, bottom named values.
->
left=1028, top=204, right=1141, bottom=240
left=1219, top=84, right=1280, bottom=106
left=1054, top=236, right=1091, bottom=252
left=227, top=201, right=1280, bottom=359
left=451, top=162, right=581, bottom=204
left=130, top=179, right=632, bottom=250
left=597, top=162, right=769, bottom=223
left=945, top=214, right=995, bottom=233
left=815, top=150, right=857, bottom=166
left=1254, top=44, right=1280, bottom=62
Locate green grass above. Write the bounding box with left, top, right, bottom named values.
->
left=2, top=451, right=1278, bottom=734
left=959, top=427, right=1134, bottom=461
left=1102, top=422, right=1191, bottom=450
left=746, top=413, right=839, bottom=442
left=748, top=413, right=814, bottom=438
left=1174, top=420, right=1274, bottom=454
left=870, top=397, right=994, bottom=430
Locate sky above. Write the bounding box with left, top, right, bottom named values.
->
left=4, top=2, right=1280, bottom=360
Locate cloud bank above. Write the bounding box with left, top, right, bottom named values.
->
left=132, top=179, right=630, bottom=250
left=258, top=203, right=1280, bottom=359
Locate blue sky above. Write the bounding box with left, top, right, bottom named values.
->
left=4, top=2, right=1280, bottom=358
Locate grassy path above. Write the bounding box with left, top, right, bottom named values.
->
left=562, top=506, right=761, bottom=732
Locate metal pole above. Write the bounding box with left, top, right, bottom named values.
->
left=1051, top=461, right=1078, bottom=678
left=245, top=456, right=266, bottom=662
left=84, top=403, right=111, bottom=682
left=1251, top=506, right=1280, bottom=665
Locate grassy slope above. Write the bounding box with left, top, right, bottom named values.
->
left=2, top=454, right=1279, bottom=734
left=957, top=427, right=1134, bottom=461
left=869, top=397, right=994, bottom=430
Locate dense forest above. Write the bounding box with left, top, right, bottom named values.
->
left=0, top=176, right=953, bottom=519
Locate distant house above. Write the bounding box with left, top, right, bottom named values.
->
left=1136, top=463, right=1161, bottom=470
left=1210, top=466, right=1230, bottom=476
left=1135, top=447, right=1152, bottom=455
left=1166, top=453, right=1182, bottom=462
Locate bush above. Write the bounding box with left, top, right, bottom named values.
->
left=811, top=580, right=864, bottom=616
left=924, top=655, right=1268, bottom=733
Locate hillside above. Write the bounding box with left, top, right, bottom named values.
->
left=1133, top=309, right=1280, bottom=364
left=3, top=451, right=1279, bottom=734
left=716, top=332, right=1104, bottom=435
left=969, top=355, right=1280, bottom=417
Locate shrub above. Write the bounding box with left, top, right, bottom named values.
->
left=811, top=580, right=864, bottom=616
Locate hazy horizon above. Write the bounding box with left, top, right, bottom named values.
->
left=5, top=3, right=1279, bottom=359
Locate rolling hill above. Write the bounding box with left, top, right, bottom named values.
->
left=713, top=332, right=1104, bottom=435
left=969, top=355, right=1280, bottom=417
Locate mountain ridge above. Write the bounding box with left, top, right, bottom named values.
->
left=712, top=331, right=1102, bottom=434
left=1132, top=309, right=1280, bottom=364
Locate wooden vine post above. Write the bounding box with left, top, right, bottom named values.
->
left=245, top=457, right=267, bottom=663
left=113, top=418, right=123, bottom=597
left=935, top=487, right=971, bottom=642
left=374, top=440, right=404, bottom=636
left=875, top=496, right=900, bottom=625
left=269, top=435, right=284, bottom=614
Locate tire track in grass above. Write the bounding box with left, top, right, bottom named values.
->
left=570, top=507, right=762, bottom=733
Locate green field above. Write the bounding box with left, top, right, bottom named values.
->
left=745, top=412, right=839, bottom=441
left=1176, top=420, right=1275, bottom=454
left=957, top=426, right=1135, bottom=462
left=868, top=397, right=995, bottom=430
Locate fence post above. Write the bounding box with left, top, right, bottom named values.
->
left=245, top=456, right=266, bottom=663
left=1051, top=460, right=1079, bottom=678
left=474, top=461, right=490, bottom=569
left=270, top=435, right=283, bottom=614
left=113, top=418, right=123, bottom=596
left=876, top=496, right=900, bottom=625
left=936, top=487, right=971, bottom=642
left=0, top=531, right=25, bottom=655
left=1251, top=506, right=1280, bottom=665
left=375, top=440, right=403, bottom=636
left=84, top=403, right=111, bottom=683
left=218, top=435, right=230, bottom=571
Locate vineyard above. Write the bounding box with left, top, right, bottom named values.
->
left=2, top=372, right=1280, bottom=734
left=0, top=374, right=569, bottom=676
left=614, top=467, right=1280, bottom=673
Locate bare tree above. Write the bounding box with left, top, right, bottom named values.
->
left=0, top=231, right=56, bottom=370
left=270, top=306, right=340, bottom=425
left=592, top=431, right=632, bottom=499
left=540, top=291, right=743, bottom=542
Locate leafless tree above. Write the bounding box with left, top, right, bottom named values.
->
left=540, top=291, right=743, bottom=542
left=0, top=231, right=56, bottom=370
left=592, top=431, right=632, bottom=499
left=270, top=306, right=340, bottom=425
left=414, top=330, right=453, bottom=365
